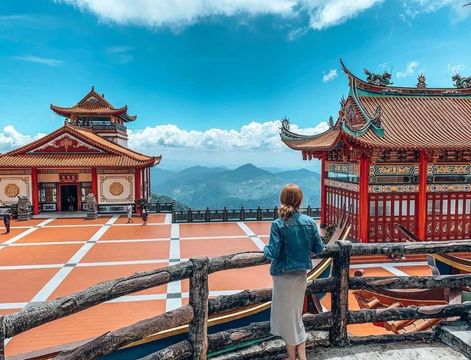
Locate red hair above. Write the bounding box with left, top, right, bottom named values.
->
left=279, top=184, right=303, bottom=220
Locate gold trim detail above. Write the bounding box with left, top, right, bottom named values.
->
left=109, top=182, right=124, bottom=196
left=431, top=254, right=471, bottom=273
left=4, top=183, right=20, bottom=198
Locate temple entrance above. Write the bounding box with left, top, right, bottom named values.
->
left=60, top=185, right=78, bottom=211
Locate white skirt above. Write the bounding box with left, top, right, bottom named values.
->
left=270, top=270, right=307, bottom=345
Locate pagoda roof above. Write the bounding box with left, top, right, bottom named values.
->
left=50, top=86, right=137, bottom=122
left=0, top=123, right=160, bottom=168
left=281, top=60, right=471, bottom=153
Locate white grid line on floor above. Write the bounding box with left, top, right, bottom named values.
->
left=237, top=222, right=265, bottom=251
left=30, top=215, right=119, bottom=302
left=166, top=223, right=182, bottom=311
left=0, top=218, right=55, bottom=249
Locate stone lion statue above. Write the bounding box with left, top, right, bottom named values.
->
left=86, top=193, right=97, bottom=219
left=17, top=195, right=32, bottom=220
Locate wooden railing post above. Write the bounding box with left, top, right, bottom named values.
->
left=0, top=316, right=5, bottom=360
left=330, top=240, right=352, bottom=347
left=189, top=257, right=209, bottom=360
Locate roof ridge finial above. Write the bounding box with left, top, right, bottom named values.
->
left=416, top=73, right=427, bottom=89
left=91, top=85, right=95, bottom=91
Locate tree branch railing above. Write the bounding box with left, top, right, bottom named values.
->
left=2, top=241, right=471, bottom=360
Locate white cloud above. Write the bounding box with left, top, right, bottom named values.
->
left=128, top=120, right=328, bottom=152
left=378, top=62, right=389, bottom=70
left=0, top=122, right=325, bottom=168
left=0, top=125, right=44, bottom=152
left=11, top=55, right=62, bottom=66
left=401, top=0, right=470, bottom=22
left=322, top=69, right=338, bottom=82
left=448, top=63, right=467, bottom=75
left=58, top=0, right=297, bottom=29
left=396, top=61, right=419, bottom=79
left=105, top=46, right=134, bottom=64
left=302, top=0, right=383, bottom=30
left=57, top=0, right=382, bottom=31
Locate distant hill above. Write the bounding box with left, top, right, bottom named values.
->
left=151, top=164, right=320, bottom=209
left=150, top=194, right=189, bottom=211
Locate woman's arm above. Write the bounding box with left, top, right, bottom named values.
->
left=263, top=222, right=282, bottom=260
left=311, top=225, right=324, bottom=254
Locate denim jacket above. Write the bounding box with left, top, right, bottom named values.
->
left=263, top=212, right=324, bottom=276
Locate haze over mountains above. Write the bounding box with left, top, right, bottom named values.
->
left=151, top=164, right=321, bottom=209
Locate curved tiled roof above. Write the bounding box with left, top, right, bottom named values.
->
left=50, top=87, right=136, bottom=122
left=0, top=124, right=160, bottom=168
left=355, top=96, right=471, bottom=150
left=281, top=61, right=471, bottom=152
left=0, top=154, right=159, bottom=168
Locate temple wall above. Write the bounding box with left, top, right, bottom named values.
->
left=0, top=175, right=32, bottom=205
left=98, top=173, right=135, bottom=204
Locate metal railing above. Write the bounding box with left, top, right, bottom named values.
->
left=171, top=206, right=321, bottom=223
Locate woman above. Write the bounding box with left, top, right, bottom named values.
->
left=141, top=206, right=148, bottom=226
left=263, top=184, right=324, bottom=360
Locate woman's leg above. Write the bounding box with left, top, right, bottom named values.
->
left=286, top=344, right=297, bottom=360
left=296, top=342, right=307, bottom=360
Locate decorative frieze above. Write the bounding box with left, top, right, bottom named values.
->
left=99, top=174, right=134, bottom=204
left=0, top=176, right=31, bottom=205
left=326, top=161, right=359, bottom=175
left=0, top=169, right=31, bottom=175
left=427, top=184, right=471, bottom=193
left=427, top=164, right=471, bottom=176
left=325, top=179, right=359, bottom=192
left=369, top=164, right=419, bottom=177
left=368, top=184, right=419, bottom=193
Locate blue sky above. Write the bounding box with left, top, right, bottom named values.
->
left=0, top=0, right=470, bottom=170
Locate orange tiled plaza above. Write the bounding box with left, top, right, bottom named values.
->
left=0, top=214, right=431, bottom=357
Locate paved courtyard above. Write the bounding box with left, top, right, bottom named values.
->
left=0, top=215, right=431, bottom=357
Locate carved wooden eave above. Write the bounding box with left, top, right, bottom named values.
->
left=339, top=80, right=385, bottom=138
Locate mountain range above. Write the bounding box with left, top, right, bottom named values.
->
left=151, top=164, right=320, bottom=209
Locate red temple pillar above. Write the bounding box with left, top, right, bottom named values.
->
left=417, top=150, right=427, bottom=241
left=31, top=167, right=39, bottom=215
left=320, top=155, right=327, bottom=227
left=91, top=168, right=98, bottom=200
left=135, top=168, right=141, bottom=210
left=359, top=156, right=369, bottom=243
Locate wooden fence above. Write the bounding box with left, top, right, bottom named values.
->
left=2, top=240, right=471, bottom=360
left=171, top=206, right=321, bottom=223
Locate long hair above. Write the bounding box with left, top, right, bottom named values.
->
left=279, top=184, right=303, bottom=220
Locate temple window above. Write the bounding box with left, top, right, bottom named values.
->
left=428, top=174, right=471, bottom=183
left=81, top=182, right=92, bottom=202
left=370, top=175, right=418, bottom=184
left=39, top=183, right=57, bottom=203
left=327, top=171, right=359, bottom=183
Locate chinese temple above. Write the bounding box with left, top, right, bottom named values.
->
left=0, top=87, right=160, bottom=214
left=281, top=60, right=471, bottom=243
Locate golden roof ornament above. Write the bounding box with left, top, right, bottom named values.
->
left=416, top=73, right=427, bottom=89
